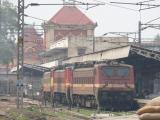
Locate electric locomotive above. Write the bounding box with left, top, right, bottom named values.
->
left=42, top=63, right=135, bottom=110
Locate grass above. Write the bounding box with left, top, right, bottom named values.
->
left=110, top=111, right=135, bottom=116
left=0, top=116, right=6, bottom=120
left=14, top=106, right=74, bottom=120
left=71, top=107, right=135, bottom=117
left=7, top=106, right=47, bottom=120
left=72, top=108, right=96, bottom=117
left=6, top=105, right=136, bottom=120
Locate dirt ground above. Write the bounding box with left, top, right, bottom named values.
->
left=0, top=96, right=140, bottom=120
left=92, top=114, right=139, bottom=120
left=0, top=96, right=16, bottom=115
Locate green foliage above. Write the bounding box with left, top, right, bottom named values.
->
left=0, top=0, right=17, bottom=41
left=0, top=43, right=14, bottom=65
left=72, top=108, right=96, bottom=117
left=0, top=0, right=17, bottom=66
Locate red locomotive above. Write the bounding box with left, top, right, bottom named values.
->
left=42, top=63, right=135, bottom=110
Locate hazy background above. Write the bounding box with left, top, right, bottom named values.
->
left=9, top=0, right=160, bottom=40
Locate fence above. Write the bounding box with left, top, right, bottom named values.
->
left=0, top=74, right=17, bottom=95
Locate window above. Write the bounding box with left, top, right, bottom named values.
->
left=117, top=68, right=129, bottom=77
left=77, top=48, right=86, bottom=56
left=102, top=66, right=129, bottom=77
left=102, top=67, right=114, bottom=76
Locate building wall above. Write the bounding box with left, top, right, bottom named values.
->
left=22, top=26, right=45, bottom=65
left=95, top=37, right=128, bottom=51
left=68, top=36, right=128, bottom=57
left=44, top=23, right=95, bottom=50
left=40, top=35, right=128, bottom=65
left=45, top=28, right=54, bottom=50
left=40, top=50, right=68, bottom=64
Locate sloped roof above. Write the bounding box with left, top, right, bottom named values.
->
left=49, top=6, right=95, bottom=25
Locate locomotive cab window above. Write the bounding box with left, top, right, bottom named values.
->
left=102, top=67, right=114, bottom=76
left=102, top=66, right=129, bottom=77
left=117, top=67, right=129, bottom=77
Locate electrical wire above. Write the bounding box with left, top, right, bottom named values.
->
left=145, top=16, right=160, bottom=24
left=92, top=0, right=138, bottom=11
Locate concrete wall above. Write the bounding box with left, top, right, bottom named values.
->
left=68, top=36, right=128, bottom=57
left=45, top=28, right=54, bottom=50
left=95, top=37, right=128, bottom=51
left=41, top=36, right=128, bottom=63
left=44, top=23, right=95, bottom=51
left=68, top=37, right=92, bottom=57
left=40, top=50, right=67, bottom=64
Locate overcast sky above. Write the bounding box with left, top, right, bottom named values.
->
left=9, top=0, right=160, bottom=40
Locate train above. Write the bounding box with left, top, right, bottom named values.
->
left=42, top=63, right=136, bottom=110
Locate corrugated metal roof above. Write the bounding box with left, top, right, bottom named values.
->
left=40, top=61, right=59, bottom=68
left=10, top=64, right=50, bottom=73
left=24, top=64, right=50, bottom=72
left=63, top=45, right=160, bottom=64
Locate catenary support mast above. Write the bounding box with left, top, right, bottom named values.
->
left=17, top=0, right=24, bottom=109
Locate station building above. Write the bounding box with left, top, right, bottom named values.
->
left=40, top=5, right=128, bottom=67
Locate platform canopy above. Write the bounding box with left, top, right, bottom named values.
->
left=62, top=45, right=160, bottom=64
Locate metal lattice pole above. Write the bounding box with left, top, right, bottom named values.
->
left=17, top=0, right=24, bottom=109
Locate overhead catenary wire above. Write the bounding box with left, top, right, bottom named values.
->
left=91, top=0, right=138, bottom=11
left=24, top=14, right=47, bottom=22
left=110, top=0, right=160, bottom=11
left=145, top=16, right=160, bottom=24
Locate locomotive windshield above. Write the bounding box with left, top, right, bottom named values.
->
left=102, top=66, right=129, bottom=77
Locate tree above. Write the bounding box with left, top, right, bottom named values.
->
left=0, top=0, right=17, bottom=71
left=0, top=0, right=17, bottom=41
left=154, top=34, right=160, bottom=41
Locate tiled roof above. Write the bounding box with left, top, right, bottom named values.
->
left=49, top=6, right=95, bottom=25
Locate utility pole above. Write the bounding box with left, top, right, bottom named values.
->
left=138, top=21, right=142, bottom=44
left=17, top=0, right=24, bottom=109
left=93, top=35, right=95, bottom=52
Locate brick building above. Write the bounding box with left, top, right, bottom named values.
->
left=43, top=5, right=97, bottom=50
left=40, top=5, right=128, bottom=66
left=23, top=26, right=45, bottom=64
